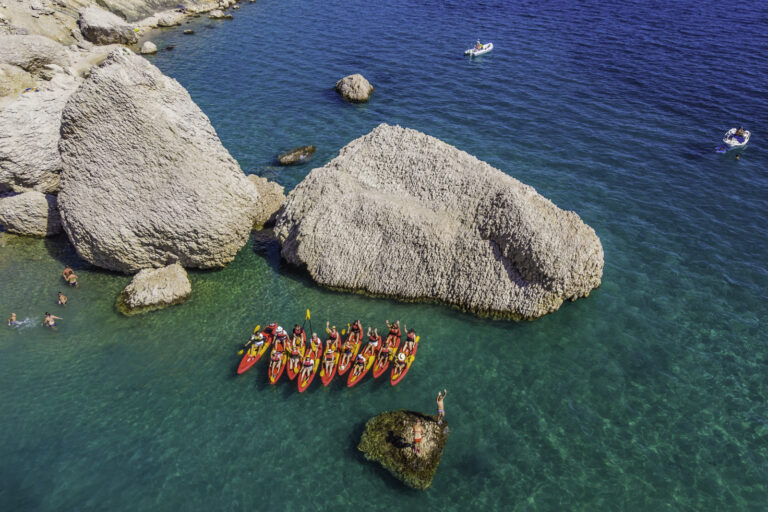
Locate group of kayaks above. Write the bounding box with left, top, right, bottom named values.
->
left=236, top=321, right=420, bottom=392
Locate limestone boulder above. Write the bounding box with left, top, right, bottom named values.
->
left=78, top=7, right=137, bottom=45
left=140, top=41, right=157, bottom=54
left=209, top=10, right=232, bottom=19
left=0, top=191, right=61, bottom=237
left=116, top=263, right=191, bottom=315
left=247, top=175, right=285, bottom=229
left=274, top=124, right=604, bottom=320
left=58, top=48, right=260, bottom=273
left=335, top=73, right=374, bottom=102
left=0, top=81, right=79, bottom=193
left=0, top=35, right=70, bottom=74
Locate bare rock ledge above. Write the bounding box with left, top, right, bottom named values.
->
left=116, top=263, right=191, bottom=315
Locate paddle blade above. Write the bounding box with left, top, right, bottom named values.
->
left=238, top=349, right=244, bottom=355
left=341, top=329, right=346, bottom=335
left=253, top=324, right=261, bottom=334
left=306, top=309, right=311, bottom=320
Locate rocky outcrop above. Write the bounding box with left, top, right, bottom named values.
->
left=358, top=410, right=449, bottom=491
left=140, top=41, right=157, bottom=54
left=0, top=79, right=78, bottom=193
left=335, top=73, right=373, bottom=103
left=208, top=10, right=233, bottom=19
left=78, top=7, right=137, bottom=45
left=275, top=124, right=604, bottom=320
left=278, top=145, right=316, bottom=166
left=0, top=34, right=69, bottom=74
left=0, top=190, right=61, bottom=237
left=116, top=263, right=191, bottom=315
left=247, top=175, right=285, bottom=229
left=58, top=48, right=260, bottom=273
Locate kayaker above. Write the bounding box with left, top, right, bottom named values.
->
left=309, top=332, right=322, bottom=352
left=376, top=336, right=392, bottom=366
left=339, top=335, right=355, bottom=370
left=323, top=344, right=336, bottom=376
left=245, top=331, right=265, bottom=353
left=274, top=326, right=289, bottom=350
left=366, top=327, right=380, bottom=350
left=42, top=312, right=61, bottom=329
left=57, top=291, right=67, bottom=306
left=325, top=321, right=339, bottom=348
left=8, top=312, right=18, bottom=327
left=292, top=324, right=305, bottom=340
left=351, top=352, right=366, bottom=377
left=349, top=319, right=362, bottom=342
left=412, top=418, right=424, bottom=454
left=393, top=351, right=407, bottom=373
left=403, top=326, right=416, bottom=352
left=269, top=346, right=283, bottom=374
left=299, top=353, right=314, bottom=381
left=385, top=319, right=401, bottom=343
left=436, top=389, right=447, bottom=425
left=289, top=336, right=303, bottom=373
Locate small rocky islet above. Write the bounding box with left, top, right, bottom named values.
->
left=0, top=0, right=602, bottom=318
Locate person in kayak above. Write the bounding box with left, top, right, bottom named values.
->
left=57, top=291, right=67, bottom=306
left=244, top=331, right=265, bottom=354
left=309, top=332, right=322, bottom=353
left=385, top=319, right=401, bottom=343
left=339, top=334, right=355, bottom=370
left=366, top=327, right=380, bottom=349
left=42, top=312, right=61, bottom=329
left=376, top=336, right=392, bottom=367
left=393, top=351, right=407, bottom=373
left=288, top=335, right=303, bottom=373
left=292, top=324, right=305, bottom=341
left=349, top=319, right=362, bottom=342
left=412, top=418, right=424, bottom=454
left=299, top=353, right=315, bottom=381
left=269, top=346, right=284, bottom=375
left=274, top=326, right=289, bottom=350
left=325, top=321, right=339, bottom=348
left=403, top=326, right=416, bottom=353
left=8, top=312, right=18, bottom=327
left=436, top=389, right=447, bottom=425
left=351, top=352, right=367, bottom=377
left=323, top=344, right=336, bottom=376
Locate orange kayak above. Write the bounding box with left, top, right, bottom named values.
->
left=236, top=323, right=276, bottom=375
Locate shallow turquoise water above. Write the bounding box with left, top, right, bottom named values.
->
left=2, top=0, right=768, bottom=510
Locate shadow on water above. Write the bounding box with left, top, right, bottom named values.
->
left=42, top=233, right=90, bottom=271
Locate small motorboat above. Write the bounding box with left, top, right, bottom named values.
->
left=465, top=41, right=493, bottom=57
left=722, top=127, right=750, bottom=150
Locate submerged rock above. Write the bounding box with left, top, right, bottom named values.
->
left=275, top=124, right=604, bottom=320
left=183, top=29, right=195, bottom=35
left=116, top=263, right=191, bottom=315
left=335, top=73, right=374, bottom=102
left=247, top=175, right=285, bottom=229
left=0, top=191, right=61, bottom=237
left=277, top=145, right=316, bottom=165
left=58, top=48, right=260, bottom=273
left=78, top=7, right=138, bottom=45
left=358, top=410, right=449, bottom=491
left=140, top=41, right=158, bottom=54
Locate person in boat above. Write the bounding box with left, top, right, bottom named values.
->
left=323, top=343, right=337, bottom=376
left=351, top=352, right=367, bottom=377
left=274, top=326, right=289, bottom=350
left=348, top=319, right=362, bottom=342
left=339, top=332, right=356, bottom=370
left=57, top=291, right=67, bottom=306
left=365, top=327, right=380, bottom=353
left=269, top=344, right=284, bottom=375
left=436, top=389, right=447, bottom=425
left=288, top=334, right=303, bottom=373
left=8, top=312, right=18, bottom=327
left=245, top=331, right=265, bottom=354
left=385, top=319, right=401, bottom=343
left=325, top=321, right=340, bottom=349
left=393, top=351, right=407, bottom=373
left=475, top=40, right=482, bottom=50
left=299, top=353, right=315, bottom=381
left=309, top=332, right=322, bottom=353
left=734, top=126, right=745, bottom=138
left=412, top=418, right=424, bottom=454
left=403, top=326, right=416, bottom=353
left=376, top=336, right=392, bottom=366
left=42, top=312, right=61, bottom=329
left=292, top=324, right=305, bottom=341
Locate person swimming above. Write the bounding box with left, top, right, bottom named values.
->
left=8, top=313, right=18, bottom=327
left=42, top=312, right=61, bottom=329
left=58, top=291, right=67, bottom=306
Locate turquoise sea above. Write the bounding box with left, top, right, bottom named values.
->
left=2, top=0, right=768, bottom=509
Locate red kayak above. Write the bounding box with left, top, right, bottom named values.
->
left=236, top=323, right=276, bottom=375
left=285, top=332, right=307, bottom=381
left=320, top=339, right=340, bottom=386
left=297, top=340, right=323, bottom=393
left=391, top=335, right=419, bottom=386
left=268, top=341, right=288, bottom=385
left=337, top=329, right=362, bottom=377
left=347, top=336, right=380, bottom=388
left=372, top=333, right=401, bottom=378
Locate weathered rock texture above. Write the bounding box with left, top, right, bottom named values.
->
left=139, top=41, right=157, bottom=54
left=0, top=81, right=78, bottom=193
left=247, top=175, right=285, bottom=229
left=358, top=410, right=449, bottom=491
left=78, top=7, right=137, bottom=45
left=278, top=145, right=315, bottom=165
left=275, top=124, right=604, bottom=320
left=58, top=48, right=260, bottom=273
left=0, top=190, right=61, bottom=236
left=116, top=263, right=191, bottom=315
left=0, top=34, right=70, bottom=74
left=335, top=73, right=374, bottom=103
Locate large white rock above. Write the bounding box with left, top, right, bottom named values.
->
left=275, top=124, right=604, bottom=320
left=116, top=263, right=191, bottom=315
left=247, top=175, right=285, bottom=229
left=139, top=41, right=157, bottom=54
left=335, top=73, right=374, bottom=102
left=58, top=48, right=260, bottom=273
left=0, top=81, right=78, bottom=193
left=0, top=34, right=70, bottom=73
left=0, top=190, right=61, bottom=237
left=78, top=7, right=137, bottom=45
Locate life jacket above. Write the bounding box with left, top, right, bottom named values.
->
left=406, top=332, right=415, bottom=341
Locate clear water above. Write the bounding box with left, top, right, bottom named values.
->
left=2, top=0, right=768, bottom=509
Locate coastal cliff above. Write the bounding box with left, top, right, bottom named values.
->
left=275, top=124, right=604, bottom=320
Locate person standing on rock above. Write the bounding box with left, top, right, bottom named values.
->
left=412, top=418, right=424, bottom=454
left=57, top=292, right=67, bottom=306
left=436, top=389, right=447, bottom=425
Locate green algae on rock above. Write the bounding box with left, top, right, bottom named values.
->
left=357, top=410, right=449, bottom=490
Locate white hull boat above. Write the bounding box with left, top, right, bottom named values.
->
left=722, top=128, right=750, bottom=149
left=465, top=42, right=493, bottom=57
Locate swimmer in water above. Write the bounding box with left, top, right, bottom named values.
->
left=8, top=313, right=18, bottom=327
left=42, top=312, right=61, bottom=329
left=58, top=291, right=67, bottom=306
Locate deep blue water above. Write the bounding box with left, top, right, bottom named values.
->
left=2, top=0, right=768, bottom=510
